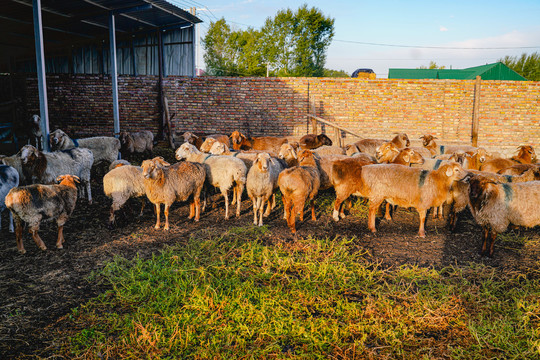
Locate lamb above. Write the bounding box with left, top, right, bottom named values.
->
left=247, top=152, right=285, bottom=226
left=142, top=157, right=206, bottom=230
left=279, top=143, right=299, bottom=167
left=278, top=149, right=320, bottom=234
left=299, top=133, right=333, bottom=149
left=175, top=143, right=247, bottom=219
left=480, top=146, right=537, bottom=173
left=119, top=130, right=153, bottom=155
left=312, top=145, right=345, bottom=156
left=49, top=129, right=120, bottom=165
left=0, top=165, right=19, bottom=233
left=465, top=173, right=540, bottom=257
left=360, top=162, right=467, bottom=237
left=230, top=131, right=288, bottom=154
left=19, top=145, right=94, bottom=203
left=103, top=161, right=146, bottom=226
left=5, top=174, right=79, bottom=254
left=353, top=133, right=410, bottom=157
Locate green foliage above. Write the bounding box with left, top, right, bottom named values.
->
left=323, top=68, right=350, bottom=78
left=203, top=5, right=334, bottom=77
left=61, top=229, right=540, bottom=359
left=499, top=52, right=540, bottom=81
left=418, top=61, right=446, bottom=69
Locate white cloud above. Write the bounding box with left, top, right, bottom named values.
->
left=440, top=26, right=448, bottom=32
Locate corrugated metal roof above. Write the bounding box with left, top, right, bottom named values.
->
left=0, top=0, right=202, bottom=70
left=388, top=62, right=528, bottom=81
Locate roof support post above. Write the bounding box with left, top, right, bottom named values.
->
left=32, top=0, right=50, bottom=151
left=109, top=11, right=120, bottom=137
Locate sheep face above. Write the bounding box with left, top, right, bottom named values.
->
left=141, top=159, right=160, bottom=180
left=118, top=131, right=130, bottom=146
left=254, top=153, right=271, bottom=172
left=420, top=135, right=436, bottom=147
left=230, top=131, right=246, bottom=150
left=49, top=129, right=67, bottom=148
left=401, top=149, right=425, bottom=165
left=200, top=138, right=219, bottom=153
left=182, top=132, right=199, bottom=145
left=209, top=142, right=227, bottom=155
left=397, top=133, right=410, bottom=147
left=297, top=149, right=316, bottom=166
left=279, top=143, right=297, bottom=160
left=376, top=142, right=399, bottom=162
left=175, top=142, right=198, bottom=161
left=475, top=148, right=489, bottom=163
left=19, top=145, right=39, bottom=165
left=56, top=174, right=80, bottom=188
left=517, top=145, right=537, bottom=162
left=441, top=162, right=467, bottom=182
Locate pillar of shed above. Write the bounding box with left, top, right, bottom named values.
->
left=109, top=12, right=120, bottom=138
left=32, top=0, right=50, bottom=151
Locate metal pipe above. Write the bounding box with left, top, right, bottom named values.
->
left=109, top=11, right=120, bottom=137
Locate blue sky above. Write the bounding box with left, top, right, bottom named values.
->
left=173, top=0, right=540, bottom=77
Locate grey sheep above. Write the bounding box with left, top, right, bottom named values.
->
left=119, top=130, right=154, bottom=155
left=0, top=165, right=19, bottom=233
left=49, top=129, right=120, bottom=165
left=19, top=145, right=94, bottom=203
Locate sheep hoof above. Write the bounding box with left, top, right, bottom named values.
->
left=18, top=249, right=26, bottom=255
left=164, top=226, right=170, bottom=231
left=57, top=245, right=63, bottom=249
left=40, top=246, right=47, bottom=251
left=154, top=225, right=160, bottom=229
left=253, top=220, right=258, bottom=226
left=418, top=232, right=426, bottom=238
left=332, top=211, right=340, bottom=222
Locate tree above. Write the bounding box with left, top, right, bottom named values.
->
left=417, top=61, right=445, bottom=69
left=499, top=52, right=540, bottom=81
left=323, top=69, right=350, bottom=77
left=203, top=5, right=334, bottom=77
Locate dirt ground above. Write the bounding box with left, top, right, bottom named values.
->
left=1, top=152, right=539, bottom=358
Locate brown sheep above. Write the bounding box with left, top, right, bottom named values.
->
left=141, top=157, right=206, bottom=230
left=180, top=132, right=231, bottom=151
left=331, top=157, right=376, bottom=221
left=361, top=162, right=467, bottom=237
left=353, top=133, right=410, bottom=157
left=498, top=163, right=540, bottom=176
left=119, top=130, right=154, bottom=155
left=278, top=150, right=320, bottom=234
left=230, top=131, right=288, bottom=154
left=299, top=133, right=333, bottom=149
left=480, top=145, right=537, bottom=173
left=420, top=135, right=478, bottom=157
left=465, top=172, right=540, bottom=257
left=6, top=174, right=80, bottom=254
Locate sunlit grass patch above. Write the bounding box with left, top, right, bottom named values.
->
left=60, top=231, right=540, bottom=359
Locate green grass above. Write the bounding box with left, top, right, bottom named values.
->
left=61, top=227, right=540, bottom=359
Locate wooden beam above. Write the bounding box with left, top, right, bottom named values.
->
left=307, top=114, right=364, bottom=139
left=472, top=75, right=481, bottom=147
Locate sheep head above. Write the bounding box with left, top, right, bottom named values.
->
left=200, top=138, right=219, bottom=153
left=279, top=143, right=297, bottom=161
left=317, top=134, right=333, bottom=146
left=182, top=132, right=199, bottom=144
left=400, top=148, right=425, bottom=165
left=56, top=174, right=80, bottom=188
left=230, top=131, right=246, bottom=150
left=254, top=153, right=271, bottom=172
left=297, top=149, right=316, bottom=167
left=19, top=145, right=40, bottom=165
left=420, top=134, right=437, bottom=147
left=375, top=142, right=399, bottom=163
left=175, top=142, right=198, bottom=161
left=209, top=141, right=227, bottom=155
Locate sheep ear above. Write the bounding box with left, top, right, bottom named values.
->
left=56, top=175, right=64, bottom=183
left=446, top=167, right=453, bottom=177
left=403, top=154, right=410, bottom=163
left=292, top=150, right=297, bottom=159
left=73, top=175, right=81, bottom=183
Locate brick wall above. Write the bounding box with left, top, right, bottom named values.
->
left=25, top=75, right=540, bottom=156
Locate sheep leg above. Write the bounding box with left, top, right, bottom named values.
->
left=368, top=199, right=384, bottom=233
left=384, top=202, right=392, bottom=221
left=189, top=201, right=195, bottom=219
left=333, top=192, right=348, bottom=222
left=235, top=182, right=244, bottom=217
left=258, top=197, right=265, bottom=226
left=271, top=194, right=276, bottom=210
left=30, top=228, right=47, bottom=251
left=86, top=181, right=93, bottom=204
left=417, top=209, right=427, bottom=238
left=297, top=200, right=304, bottom=222
left=287, top=201, right=297, bottom=234
left=194, top=196, right=201, bottom=221
left=164, top=204, right=170, bottom=230
left=222, top=190, right=230, bottom=220
left=264, top=195, right=274, bottom=217
left=252, top=198, right=258, bottom=225
left=8, top=211, right=15, bottom=233
left=138, top=198, right=146, bottom=217
left=56, top=225, right=65, bottom=249
left=310, top=199, right=316, bottom=221
left=14, top=217, right=25, bottom=254
left=154, top=203, right=161, bottom=229
left=487, top=229, right=498, bottom=257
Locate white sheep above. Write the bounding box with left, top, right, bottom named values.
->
left=103, top=162, right=146, bottom=226
left=49, top=129, right=120, bottom=165
left=247, top=152, right=285, bottom=226
left=175, top=143, right=247, bottom=219
left=19, top=145, right=94, bottom=203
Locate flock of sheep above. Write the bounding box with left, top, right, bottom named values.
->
left=1, top=127, right=539, bottom=257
